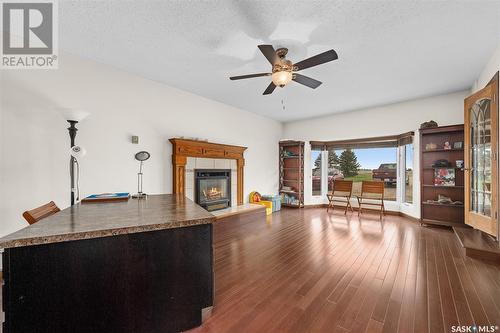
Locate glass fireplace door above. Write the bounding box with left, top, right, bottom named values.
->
left=464, top=77, right=498, bottom=237
left=198, top=178, right=229, bottom=204
left=195, top=170, right=231, bottom=211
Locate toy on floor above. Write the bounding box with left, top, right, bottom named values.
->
left=249, top=191, right=272, bottom=215
left=261, top=195, right=281, bottom=212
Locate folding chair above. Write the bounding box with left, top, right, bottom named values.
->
left=326, top=180, right=353, bottom=214
left=23, top=201, right=60, bottom=225
left=356, top=181, right=385, bottom=220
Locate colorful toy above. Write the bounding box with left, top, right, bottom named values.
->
left=249, top=191, right=272, bottom=215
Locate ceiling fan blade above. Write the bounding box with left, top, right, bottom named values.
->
left=293, top=73, right=322, bottom=89
left=294, top=49, right=338, bottom=71
left=258, top=45, right=278, bottom=65
left=230, top=73, right=271, bottom=80
left=263, top=82, right=276, bottom=95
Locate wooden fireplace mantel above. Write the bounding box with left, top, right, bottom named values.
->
left=169, top=138, right=247, bottom=205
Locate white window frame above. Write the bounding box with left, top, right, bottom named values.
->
left=399, top=143, right=415, bottom=207
left=305, top=142, right=417, bottom=215
left=311, top=149, right=328, bottom=198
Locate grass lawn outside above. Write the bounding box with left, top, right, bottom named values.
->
left=339, top=170, right=397, bottom=201
left=343, top=170, right=373, bottom=182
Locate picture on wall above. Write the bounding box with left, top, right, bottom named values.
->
left=434, top=168, right=455, bottom=186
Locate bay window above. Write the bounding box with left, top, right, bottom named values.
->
left=310, top=131, right=414, bottom=204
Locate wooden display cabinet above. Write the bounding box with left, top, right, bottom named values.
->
left=420, top=124, right=465, bottom=227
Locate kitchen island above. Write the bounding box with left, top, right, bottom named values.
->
left=0, top=194, right=215, bottom=333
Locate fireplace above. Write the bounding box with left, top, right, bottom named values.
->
left=195, top=169, right=231, bottom=211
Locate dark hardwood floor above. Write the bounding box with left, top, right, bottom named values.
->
left=190, top=208, right=500, bottom=333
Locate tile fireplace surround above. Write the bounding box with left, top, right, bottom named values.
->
left=169, top=138, right=247, bottom=205
left=185, top=158, right=237, bottom=207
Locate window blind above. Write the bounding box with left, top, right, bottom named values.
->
left=310, top=131, right=414, bottom=150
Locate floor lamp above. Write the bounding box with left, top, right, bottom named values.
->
left=59, top=109, right=89, bottom=206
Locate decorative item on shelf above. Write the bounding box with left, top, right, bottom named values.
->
left=438, top=195, right=453, bottom=204
left=282, top=150, right=297, bottom=157
left=431, top=159, right=451, bottom=168
left=425, top=194, right=463, bottom=205
left=132, top=151, right=151, bottom=199
left=282, top=193, right=300, bottom=206
left=456, top=160, right=464, bottom=169
left=453, top=141, right=463, bottom=149
left=420, top=120, right=438, bottom=129
left=425, top=143, right=437, bottom=151
left=443, top=141, right=451, bottom=150
left=82, top=192, right=130, bottom=203
left=434, top=168, right=455, bottom=186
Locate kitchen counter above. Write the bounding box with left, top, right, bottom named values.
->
left=0, top=194, right=215, bottom=248
left=1, top=194, right=215, bottom=333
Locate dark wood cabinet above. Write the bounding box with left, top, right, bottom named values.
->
left=2, top=224, right=213, bottom=333
left=420, top=124, right=465, bottom=227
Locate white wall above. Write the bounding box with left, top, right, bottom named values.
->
left=473, top=43, right=500, bottom=92
left=0, top=53, right=282, bottom=237
left=282, top=90, right=469, bottom=217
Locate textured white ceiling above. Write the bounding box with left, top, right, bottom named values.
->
left=59, top=0, right=500, bottom=122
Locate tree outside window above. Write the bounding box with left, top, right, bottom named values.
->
left=327, top=148, right=397, bottom=200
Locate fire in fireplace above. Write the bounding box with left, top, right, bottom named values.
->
left=195, top=169, right=231, bottom=211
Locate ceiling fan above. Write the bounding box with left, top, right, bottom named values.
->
left=229, top=45, right=338, bottom=95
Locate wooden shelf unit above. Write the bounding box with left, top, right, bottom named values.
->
left=279, top=141, right=305, bottom=208
left=420, top=124, right=465, bottom=227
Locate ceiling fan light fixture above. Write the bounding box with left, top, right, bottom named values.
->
left=229, top=45, right=337, bottom=94
left=272, top=70, right=293, bottom=87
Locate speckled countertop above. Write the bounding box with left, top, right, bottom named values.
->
left=0, top=194, right=215, bottom=249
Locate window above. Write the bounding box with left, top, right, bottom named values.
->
left=404, top=144, right=413, bottom=203
left=328, top=148, right=398, bottom=201
left=327, top=149, right=341, bottom=192
left=312, top=132, right=413, bottom=203
left=311, top=149, right=322, bottom=196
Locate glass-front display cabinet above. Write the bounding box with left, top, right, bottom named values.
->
left=464, top=75, right=498, bottom=237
